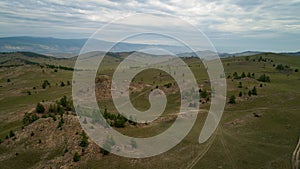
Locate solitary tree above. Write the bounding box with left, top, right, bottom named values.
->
left=238, top=82, right=243, bottom=88
left=228, top=95, right=236, bottom=104
left=241, top=72, right=246, bottom=78
left=73, top=152, right=80, bottom=162
left=239, top=91, right=243, bottom=97
left=248, top=90, right=252, bottom=97
left=36, top=103, right=45, bottom=113
left=252, top=86, right=257, bottom=95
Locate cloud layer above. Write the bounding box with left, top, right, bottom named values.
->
left=0, top=0, right=299, bottom=52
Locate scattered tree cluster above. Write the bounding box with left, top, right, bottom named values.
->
left=42, top=80, right=50, bottom=89
left=23, top=113, right=39, bottom=126
left=102, top=107, right=132, bottom=128
left=232, top=72, right=255, bottom=79
left=257, top=74, right=270, bottom=82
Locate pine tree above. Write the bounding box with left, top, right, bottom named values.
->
left=228, top=95, right=236, bottom=104
left=251, top=86, right=257, bottom=95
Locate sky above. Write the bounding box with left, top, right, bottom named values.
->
left=0, top=0, right=299, bottom=53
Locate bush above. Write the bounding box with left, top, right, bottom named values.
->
left=23, top=113, right=39, bottom=126
left=295, top=69, right=299, bottom=72
left=36, top=103, right=45, bottom=113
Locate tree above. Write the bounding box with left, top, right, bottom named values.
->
left=228, top=95, right=236, bottom=104
left=247, top=72, right=251, bottom=78
left=57, top=117, right=64, bottom=129
left=60, top=96, right=67, bottom=107
left=251, top=86, right=257, bottom=95
left=233, top=72, right=239, bottom=79
left=248, top=90, right=252, bottom=97
left=200, top=89, right=209, bottom=99
left=295, top=69, right=299, bottom=72
left=238, top=82, right=243, bottom=88
left=9, top=130, right=15, bottom=138
left=100, top=136, right=115, bottom=156
left=130, top=138, right=137, bottom=149
left=60, top=81, right=65, bottom=87
left=239, top=91, right=243, bottom=97
left=73, top=152, right=80, bottom=162
left=241, top=72, right=246, bottom=78
left=36, top=103, right=45, bottom=113
left=79, top=131, right=89, bottom=147
left=7, top=79, right=10, bottom=82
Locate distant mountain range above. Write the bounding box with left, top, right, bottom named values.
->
left=0, top=36, right=190, bottom=57
left=0, top=36, right=299, bottom=58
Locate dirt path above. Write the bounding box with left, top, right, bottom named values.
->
left=292, top=137, right=300, bottom=169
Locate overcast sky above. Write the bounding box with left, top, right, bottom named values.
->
left=0, top=0, right=299, bottom=53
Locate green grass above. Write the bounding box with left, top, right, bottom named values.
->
left=0, top=52, right=300, bottom=168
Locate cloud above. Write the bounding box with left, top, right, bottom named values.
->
left=0, top=0, right=299, bottom=52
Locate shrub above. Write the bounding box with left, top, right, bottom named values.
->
left=36, top=103, right=45, bottom=113
left=295, top=69, right=299, bottom=72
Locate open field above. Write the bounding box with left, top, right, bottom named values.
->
left=0, top=52, right=299, bottom=168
